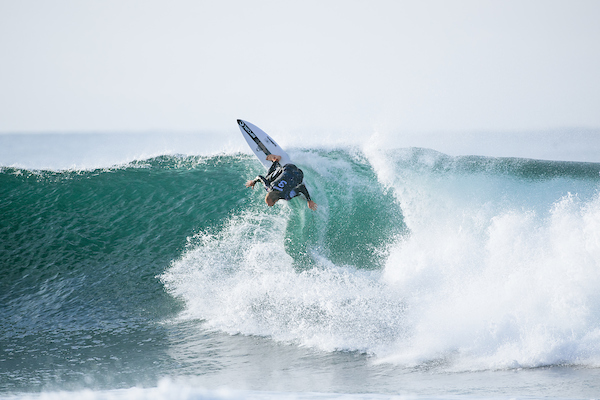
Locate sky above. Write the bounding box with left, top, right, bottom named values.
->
left=1, top=0, right=599, bottom=136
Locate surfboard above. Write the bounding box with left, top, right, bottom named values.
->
left=237, top=119, right=292, bottom=169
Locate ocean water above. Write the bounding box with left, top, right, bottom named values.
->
left=1, top=133, right=600, bottom=400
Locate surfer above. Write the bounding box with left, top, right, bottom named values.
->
left=245, top=154, right=318, bottom=211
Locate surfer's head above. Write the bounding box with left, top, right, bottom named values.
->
left=265, top=191, right=281, bottom=207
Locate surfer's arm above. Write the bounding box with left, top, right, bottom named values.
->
left=246, top=175, right=268, bottom=188
left=256, top=175, right=269, bottom=186
left=297, top=184, right=318, bottom=211
left=262, top=160, right=283, bottom=184
left=296, top=184, right=311, bottom=201
left=266, top=159, right=281, bottom=175
left=246, top=158, right=281, bottom=188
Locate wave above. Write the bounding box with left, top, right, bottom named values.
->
left=2, top=148, right=600, bottom=388
left=161, top=148, right=600, bottom=370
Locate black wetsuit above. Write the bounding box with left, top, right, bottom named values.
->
left=254, top=160, right=312, bottom=201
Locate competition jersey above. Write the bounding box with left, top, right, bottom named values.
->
left=256, top=161, right=312, bottom=201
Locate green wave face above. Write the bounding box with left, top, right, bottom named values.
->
left=0, top=152, right=403, bottom=324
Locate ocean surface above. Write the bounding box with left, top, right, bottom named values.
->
left=1, top=132, right=600, bottom=400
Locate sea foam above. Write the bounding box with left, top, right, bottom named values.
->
left=162, top=147, right=600, bottom=370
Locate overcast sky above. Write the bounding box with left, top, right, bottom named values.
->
left=1, top=0, right=599, bottom=134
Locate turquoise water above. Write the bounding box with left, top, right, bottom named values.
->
left=1, top=147, right=600, bottom=399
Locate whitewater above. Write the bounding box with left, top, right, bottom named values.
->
left=1, top=131, right=600, bottom=400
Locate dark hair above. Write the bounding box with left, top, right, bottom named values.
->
left=266, top=191, right=281, bottom=202
left=265, top=190, right=281, bottom=204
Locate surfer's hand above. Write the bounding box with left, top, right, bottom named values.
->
left=308, top=200, right=317, bottom=211
left=245, top=180, right=256, bottom=188
left=266, top=154, right=281, bottom=162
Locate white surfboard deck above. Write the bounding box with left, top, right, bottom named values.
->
left=237, top=119, right=292, bottom=169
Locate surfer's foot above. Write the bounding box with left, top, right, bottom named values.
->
left=266, top=154, right=281, bottom=162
